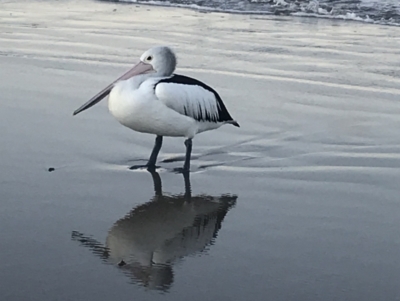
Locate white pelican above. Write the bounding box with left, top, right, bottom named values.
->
left=73, top=46, right=239, bottom=171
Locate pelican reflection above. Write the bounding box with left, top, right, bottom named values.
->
left=72, top=171, right=237, bottom=291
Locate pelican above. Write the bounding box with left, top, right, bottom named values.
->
left=73, top=46, right=239, bottom=171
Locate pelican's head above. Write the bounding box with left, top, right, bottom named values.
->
left=73, top=46, right=177, bottom=116
left=140, top=46, right=176, bottom=77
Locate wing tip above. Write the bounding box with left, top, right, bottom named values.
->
left=229, top=120, right=240, bottom=128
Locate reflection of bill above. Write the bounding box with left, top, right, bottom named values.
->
left=72, top=171, right=237, bottom=291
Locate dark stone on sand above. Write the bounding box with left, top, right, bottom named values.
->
left=118, top=260, right=126, bottom=267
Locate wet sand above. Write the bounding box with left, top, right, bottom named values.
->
left=1, top=1, right=400, bottom=300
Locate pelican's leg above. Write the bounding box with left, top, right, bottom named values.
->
left=147, top=135, right=163, bottom=170
left=130, top=136, right=163, bottom=171
left=183, top=138, right=192, bottom=171
left=182, top=170, right=191, bottom=200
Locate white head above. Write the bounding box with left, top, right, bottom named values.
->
left=73, top=46, right=177, bottom=115
left=140, top=46, right=177, bottom=77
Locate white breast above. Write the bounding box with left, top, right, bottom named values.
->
left=108, top=79, right=199, bottom=138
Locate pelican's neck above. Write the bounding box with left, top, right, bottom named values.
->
left=122, top=73, right=154, bottom=90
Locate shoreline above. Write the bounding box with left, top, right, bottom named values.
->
left=99, top=0, right=400, bottom=27
left=2, top=1, right=400, bottom=94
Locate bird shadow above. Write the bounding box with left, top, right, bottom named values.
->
left=71, top=170, right=237, bottom=292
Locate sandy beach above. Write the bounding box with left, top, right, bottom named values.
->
left=1, top=0, right=400, bottom=300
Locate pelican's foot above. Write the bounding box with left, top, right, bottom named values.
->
left=129, top=164, right=158, bottom=171
left=161, top=156, right=186, bottom=163
left=173, top=167, right=190, bottom=174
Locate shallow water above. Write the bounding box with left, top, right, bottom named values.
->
left=1, top=1, right=400, bottom=300
left=112, top=0, right=400, bottom=26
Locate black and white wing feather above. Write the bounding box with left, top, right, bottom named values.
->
left=154, top=75, right=239, bottom=126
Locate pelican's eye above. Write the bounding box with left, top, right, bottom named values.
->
left=146, top=55, right=153, bottom=62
